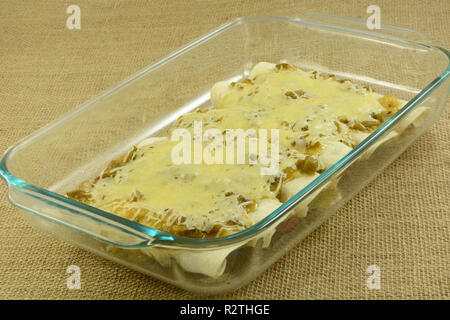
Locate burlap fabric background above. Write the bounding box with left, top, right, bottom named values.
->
left=0, top=0, right=448, bottom=299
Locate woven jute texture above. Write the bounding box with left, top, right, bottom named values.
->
left=0, top=0, right=448, bottom=299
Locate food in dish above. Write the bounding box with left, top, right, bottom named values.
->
left=66, top=62, right=428, bottom=277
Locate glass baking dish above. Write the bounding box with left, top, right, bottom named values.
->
left=1, top=13, right=448, bottom=295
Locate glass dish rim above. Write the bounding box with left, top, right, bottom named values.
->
left=1, top=15, right=449, bottom=249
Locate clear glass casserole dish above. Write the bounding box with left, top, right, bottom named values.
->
left=0, top=13, right=448, bottom=295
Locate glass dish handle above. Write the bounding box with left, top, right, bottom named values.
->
left=7, top=183, right=158, bottom=249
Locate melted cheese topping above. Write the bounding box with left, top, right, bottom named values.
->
left=90, top=139, right=272, bottom=234
left=67, top=62, right=401, bottom=238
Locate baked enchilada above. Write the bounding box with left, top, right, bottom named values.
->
left=66, top=62, right=428, bottom=276
left=67, top=62, right=427, bottom=238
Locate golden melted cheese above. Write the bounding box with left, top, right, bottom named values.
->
left=90, top=138, right=273, bottom=234
left=67, top=62, right=401, bottom=238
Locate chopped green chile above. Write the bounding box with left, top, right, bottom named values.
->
left=361, top=119, right=380, bottom=129
left=372, top=110, right=393, bottom=123
left=67, top=189, right=92, bottom=202
left=285, top=91, right=297, bottom=99
left=297, top=156, right=319, bottom=174
left=350, top=121, right=367, bottom=131
left=129, top=189, right=145, bottom=202
left=276, top=63, right=297, bottom=71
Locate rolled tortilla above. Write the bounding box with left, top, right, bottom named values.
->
left=351, top=131, right=399, bottom=160
left=141, top=243, right=242, bottom=278
left=247, top=198, right=283, bottom=248
left=280, top=173, right=320, bottom=218
left=318, top=141, right=353, bottom=170
left=210, top=80, right=229, bottom=108
left=136, top=136, right=168, bottom=148
left=249, top=62, right=276, bottom=79
left=395, top=106, right=430, bottom=133
left=142, top=198, right=284, bottom=276
left=174, top=244, right=242, bottom=278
